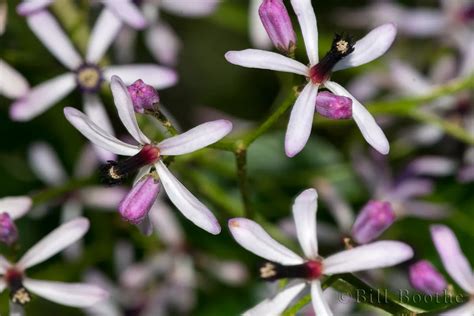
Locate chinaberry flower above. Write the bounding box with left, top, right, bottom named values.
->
left=226, top=0, right=395, bottom=157
left=229, top=188, right=413, bottom=315
left=351, top=200, right=396, bottom=244
left=0, top=218, right=108, bottom=308
left=0, top=196, right=31, bottom=246
left=409, top=260, right=447, bottom=295
left=64, top=76, right=232, bottom=234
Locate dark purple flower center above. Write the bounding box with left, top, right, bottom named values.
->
left=75, top=63, right=103, bottom=93
left=259, top=260, right=323, bottom=281
left=5, top=268, right=30, bottom=305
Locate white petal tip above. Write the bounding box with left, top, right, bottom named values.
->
left=296, top=189, right=318, bottom=201
left=224, top=51, right=237, bottom=63
left=284, top=143, right=302, bottom=158
left=209, top=223, right=222, bottom=235
left=217, top=119, right=233, bottom=135
left=10, top=102, right=31, bottom=121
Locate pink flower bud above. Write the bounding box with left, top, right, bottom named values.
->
left=351, top=200, right=396, bottom=244
left=127, top=79, right=160, bottom=113
left=0, top=213, right=18, bottom=246
left=409, top=260, right=447, bottom=295
left=118, top=175, right=160, bottom=224
left=315, top=91, right=352, bottom=119
left=259, top=0, right=296, bottom=55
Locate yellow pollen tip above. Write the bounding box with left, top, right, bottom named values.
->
left=260, top=263, right=276, bottom=278
left=229, top=220, right=240, bottom=228
left=336, top=40, right=349, bottom=54
left=109, top=166, right=121, bottom=180
left=12, top=288, right=31, bottom=305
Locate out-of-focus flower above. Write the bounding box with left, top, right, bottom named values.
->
left=0, top=60, right=29, bottom=99
left=351, top=200, right=396, bottom=244
left=409, top=260, right=447, bottom=295
left=64, top=76, right=232, bottom=235
left=0, top=196, right=32, bottom=246
left=229, top=188, right=413, bottom=315
left=0, top=218, right=108, bottom=309
left=127, top=79, right=160, bottom=113
left=226, top=0, right=396, bottom=157
left=431, top=225, right=474, bottom=315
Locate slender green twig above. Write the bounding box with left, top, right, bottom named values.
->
left=146, top=108, right=179, bottom=137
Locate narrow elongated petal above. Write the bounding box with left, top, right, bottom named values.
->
left=324, top=81, right=389, bottom=155
left=401, top=201, right=449, bottom=219
left=17, top=0, right=53, bottom=16
left=27, top=11, right=82, bottom=70
left=0, top=59, right=29, bottom=98
left=290, top=0, right=319, bottom=65
left=23, top=278, right=108, bottom=307
left=243, top=282, right=306, bottom=316
left=225, top=49, right=308, bottom=76
left=64, top=107, right=140, bottom=156
left=18, top=218, right=90, bottom=269
left=333, top=24, right=397, bottom=71
left=324, top=241, right=413, bottom=274
left=110, top=76, right=150, bottom=144
left=0, top=255, right=11, bottom=273
left=86, top=8, right=123, bottom=63
left=80, top=187, right=127, bottom=210
left=103, top=0, right=147, bottom=29
left=0, top=196, right=32, bottom=220
left=158, top=120, right=232, bottom=156
left=160, top=0, right=219, bottom=17
left=431, top=225, right=474, bottom=293
left=292, top=189, right=319, bottom=259
left=10, top=73, right=76, bottom=121
left=155, top=161, right=221, bottom=235
left=311, top=280, right=333, bottom=316
left=228, top=218, right=303, bottom=265
left=145, top=22, right=181, bottom=66
left=389, top=60, right=432, bottom=95
left=285, top=83, right=318, bottom=157
left=149, top=200, right=185, bottom=248
left=103, top=65, right=177, bottom=89
left=28, top=142, right=68, bottom=186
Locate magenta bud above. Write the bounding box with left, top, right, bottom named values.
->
left=118, top=175, right=160, bottom=224
left=315, top=91, right=352, bottom=119
left=351, top=200, right=396, bottom=244
left=0, top=213, right=18, bottom=246
left=259, top=0, right=296, bottom=55
left=409, top=260, right=447, bottom=295
left=127, top=79, right=160, bottom=113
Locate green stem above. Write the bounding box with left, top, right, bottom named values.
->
left=235, top=141, right=252, bottom=218
left=147, top=108, right=179, bottom=136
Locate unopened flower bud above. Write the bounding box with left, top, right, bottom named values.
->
left=127, top=79, right=160, bottom=113
left=118, top=175, right=160, bottom=224
left=259, top=0, right=296, bottom=56
left=0, top=213, right=18, bottom=246
left=315, top=91, right=352, bottom=119
left=351, top=200, right=396, bottom=244
left=409, top=260, right=447, bottom=295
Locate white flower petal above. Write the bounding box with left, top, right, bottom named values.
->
left=110, top=76, right=150, bottom=144
left=103, top=0, right=147, bottom=29
left=27, top=11, right=82, bottom=70
left=440, top=301, right=474, bottom=316
left=134, top=165, right=152, bottom=185
left=103, top=65, right=177, bottom=89
left=228, top=218, right=303, bottom=265
left=64, top=107, right=140, bottom=156
left=149, top=199, right=185, bottom=248
left=23, top=278, right=108, bottom=308
left=431, top=225, right=474, bottom=293
left=17, top=0, right=53, bottom=16
left=0, top=255, right=11, bottom=274
left=334, top=24, right=397, bottom=71
left=0, top=196, right=32, bottom=220
left=18, top=218, right=90, bottom=269
left=285, top=83, right=318, bottom=157
left=290, top=0, right=319, bottom=65
left=0, top=59, right=29, bottom=98
left=155, top=161, right=221, bottom=235
left=145, top=22, right=182, bottom=66
left=28, top=142, right=68, bottom=186
left=311, top=280, right=333, bottom=316
left=79, top=187, right=126, bottom=210
left=158, top=120, right=232, bottom=156
left=225, top=49, right=308, bottom=76
left=249, top=0, right=272, bottom=49
left=86, top=8, right=123, bottom=63
left=160, top=0, right=219, bottom=17
left=324, top=80, right=389, bottom=155
left=292, top=189, right=319, bottom=259
left=389, top=60, right=432, bottom=95
left=10, top=73, right=76, bottom=121
left=323, top=241, right=413, bottom=275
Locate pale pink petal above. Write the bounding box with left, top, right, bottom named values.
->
left=290, top=0, right=319, bottom=65
left=406, top=157, right=456, bottom=177
left=323, top=241, right=413, bottom=274
left=389, top=179, right=433, bottom=200
left=27, top=11, right=82, bottom=70
left=397, top=9, right=446, bottom=37
left=311, top=280, right=333, bottom=316
left=64, top=107, right=140, bottom=156
left=228, top=218, right=303, bottom=265
left=400, top=201, right=449, bottom=219
left=160, top=0, right=219, bottom=17
left=0, top=59, right=29, bottom=98
left=158, top=120, right=232, bottom=156
left=145, top=22, right=182, bottom=66
left=249, top=0, right=272, bottom=49
left=28, top=142, right=68, bottom=186
left=103, top=65, right=177, bottom=89
left=324, top=81, right=389, bottom=155
left=431, top=225, right=474, bottom=293
left=285, top=83, right=318, bottom=157
left=86, top=8, right=123, bottom=63
left=225, top=49, right=308, bottom=76
left=292, top=189, right=319, bottom=259
left=10, top=73, right=76, bottom=121
left=0, top=196, right=32, bottom=220
left=333, top=24, right=397, bottom=72
left=79, top=187, right=127, bottom=210
left=17, top=0, right=53, bottom=16
left=18, top=218, right=90, bottom=269
left=149, top=200, right=185, bottom=248
left=110, top=76, right=150, bottom=144
left=389, top=60, right=432, bottom=95
left=114, top=27, right=137, bottom=63
left=60, top=199, right=84, bottom=260
left=103, top=0, right=147, bottom=29
left=0, top=255, right=12, bottom=274
left=23, top=278, right=108, bottom=307
left=155, top=161, right=221, bottom=235
left=440, top=301, right=474, bottom=316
